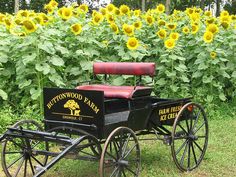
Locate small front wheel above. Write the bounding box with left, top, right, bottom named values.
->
left=171, top=102, right=209, bottom=171
left=100, top=127, right=141, bottom=177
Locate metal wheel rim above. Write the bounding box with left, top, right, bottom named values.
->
left=171, top=102, right=209, bottom=171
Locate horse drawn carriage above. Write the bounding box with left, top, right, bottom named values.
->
left=0, top=62, right=208, bottom=177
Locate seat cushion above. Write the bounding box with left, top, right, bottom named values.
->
left=76, top=84, right=152, bottom=99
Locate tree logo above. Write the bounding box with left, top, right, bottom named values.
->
left=64, top=100, right=81, bottom=116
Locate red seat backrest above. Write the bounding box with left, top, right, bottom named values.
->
left=93, top=62, right=156, bottom=76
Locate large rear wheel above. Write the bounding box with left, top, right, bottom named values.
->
left=171, top=102, right=208, bottom=171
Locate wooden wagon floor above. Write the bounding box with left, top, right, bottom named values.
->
left=104, top=111, right=129, bottom=125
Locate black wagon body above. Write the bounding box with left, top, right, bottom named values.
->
left=43, top=88, right=191, bottom=138
left=0, top=62, right=209, bottom=177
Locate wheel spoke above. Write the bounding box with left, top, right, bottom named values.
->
left=123, top=143, right=137, bottom=159
left=122, top=133, right=131, bottom=157
left=191, top=142, right=198, bottom=166
left=187, top=141, right=191, bottom=170
left=185, top=119, right=190, bottom=132
left=110, top=166, right=119, bottom=177
left=29, top=157, right=35, bottom=175
left=13, top=157, right=25, bottom=177
left=175, top=140, right=188, bottom=156
left=193, top=141, right=203, bottom=152
left=7, top=154, right=24, bottom=169
left=125, top=166, right=137, bottom=175
left=5, top=151, right=23, bottom=154
left=177, top=124, right=188, bottom=135
left=197, top=135, right=206, bottom=138
left=104, top=162, right=116, bottom=168
left=192, top=110, right=201, bottom=130
left=23, top=158, right=27, bottom=177
left=9, top=139, right=24, bottom=149
left=180, top=141, right=188, bottom=167
left=174, top=136, right=188, bottom=140
left=121, top=168, right=127, bottom=177
left=193, top=121, right=206, bottom=134
left=106, top=151, right=117, bottom=160
left=31, top=155, right=44, bottom=167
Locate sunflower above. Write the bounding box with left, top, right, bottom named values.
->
left=126, top=37, right=139, bottom=50
left=190, top=13, right=200, bottom=22
left=204, top=11, right=212, bottom=17
left=23, top=19, right=37, bottom=33
left=133, top=9, right=141, bottom=17
left=156, top=4, right=165, bottom=13
left=100, top=8, right=107, bottom=15
left=164, top=38, right=175, bottom=49
left=110, top=23, right=119, bottom=34
left=205, top=18, right=215, bottom=25
left=79, top=4, right=89, bottom=13
left=14, top=18, right=22, bottom=25
left=4, top=18, right=13, bottom=29
left=18, top=10, right=29, bottom=18
left=182, top=26, right=190, bottom=34
left=191, top=24, right=199, bottom=34
left=186, top=8, right=194, bottom=15
left=120, top=5, right=130, bottom=15
left=122, top=24, right=134, bottom=36
left=38, top=13, right=50, bottom=25
left=49, top=0, right=58, bottom=8
left=146, top=15, right=155, bottom=25
left=206, top=24, right=219, bottom=34
left=92, top=13, right=104, bottom=25
left=156, top=29, right=167, bottom=39
left=106, top=4, right=115, bottom=13
left=44, top=4, right=54, bottom=14
left=166, top=23, right=177, bottom=30
left=61, top=7, right=73, bottom=20
left=34, top=15, right=44, bottom=25
left=133, top=21, right=142, bottom=30
left=158, top=19, right=166, bottom=26
left=71, top=23, right=82, bottom=35
left=221, top=21, right=230, bottom=29
left=106, top=14, right=115, bottom=23
left=170, top=32, right=179, bottom=41
left=203, top=31, right=214, bottom=43
left=220, top=15, right=231, bottom=23
left=210, top=51, right=216, bottom=59
left=231, top=15, right=236, bottom=21
left=220, top=10, right=229, bottom=17
left=114, top=8, right=120, bottom=16
left=0, top=13, right=5, bottom=24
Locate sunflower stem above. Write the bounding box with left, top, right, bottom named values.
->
left=36, top=40, right=43, bottom=115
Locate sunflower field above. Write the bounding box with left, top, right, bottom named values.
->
left=0, top=0, right=236, bottom=112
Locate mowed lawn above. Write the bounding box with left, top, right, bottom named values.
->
left=0, top=107, right=235, bottom=177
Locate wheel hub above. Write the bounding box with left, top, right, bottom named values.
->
left=188, top=134, right=198, bottom=141
left=118, top=159, right=129, bottom=167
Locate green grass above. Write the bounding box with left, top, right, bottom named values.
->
left=0, top=102, right=235, bottom=177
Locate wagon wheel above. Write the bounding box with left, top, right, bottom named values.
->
left=171, top=102, right=209, bottom=171
left=1, top=119, right=49, bottom=177
left=100, top=127, right=141, bottom=177
left=47, top=126, right=102, bottom=160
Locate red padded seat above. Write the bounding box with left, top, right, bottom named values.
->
left=76, top=85, right=152, bottom=99
left=76, top=62, right=155, bottom=99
